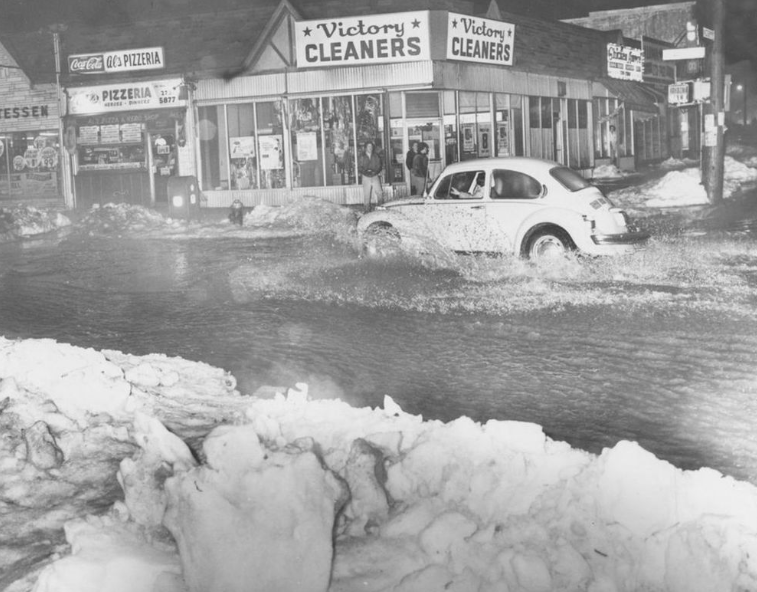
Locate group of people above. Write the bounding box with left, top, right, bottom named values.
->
left=357, top=139, right=430, bottom=212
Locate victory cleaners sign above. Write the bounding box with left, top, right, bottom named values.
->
left=447, top=13, right=515, bottom=66
left=295, top=11, right=430, bottom=67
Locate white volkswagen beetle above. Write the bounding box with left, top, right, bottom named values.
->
left=358, top=157, right=649, bottom=258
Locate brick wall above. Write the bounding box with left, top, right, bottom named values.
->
left=0, top=41, right=59, bottom=135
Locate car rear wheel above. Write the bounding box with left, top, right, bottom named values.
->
left=525, top=227, right=575, bottom=259
left=363, top=223, right=401, bottom=257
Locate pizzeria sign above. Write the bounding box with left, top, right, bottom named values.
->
left=68, top=47, right=165, bottom=74
left=67, top=79, right=186, bottom=115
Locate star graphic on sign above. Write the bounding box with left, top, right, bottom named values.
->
left=452, top=19, right=458, bottom=28
left=412, top=19, right=420, bottom=28
left=508, top=28, right=513, bottom=37
left=303, top=26, right=312, bottom=36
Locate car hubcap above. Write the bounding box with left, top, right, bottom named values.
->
left=531, top=235, right=566, bottom=258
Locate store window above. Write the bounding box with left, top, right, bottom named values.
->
left=356, top=93, right=385, bottom=178
left=460, top=92, right=491, bottom=161
left=198, top=100, right=285, bottom=191
left=1, top=131, right=61, bottom=200
left=443, top=91, right=458, bottom=165
left=228, top=104, right=258, bottom=190
left=291, top=98, right=322, bottom=188
left=256, top=101, right=285, bottom=189
left=198, top=105, right=226, bottom=191
left=567, top=99, right=591, bottom=169
left=323, top=95, right=355, bottom=186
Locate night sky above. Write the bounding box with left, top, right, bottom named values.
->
left=1, top=0, right=755, bottom=64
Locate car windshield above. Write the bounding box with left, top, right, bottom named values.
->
left=549, top=166, right=593, bottom=192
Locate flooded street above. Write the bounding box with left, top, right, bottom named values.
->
left=1, top=224, right=757, bottom=482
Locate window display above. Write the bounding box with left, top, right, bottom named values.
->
left=0, top=131, right=60, bottom=200
left=76, top=121, right=146, bottom=171
left=324, top=95, right=355, bottom=186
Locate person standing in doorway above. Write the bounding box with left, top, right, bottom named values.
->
left=608, top=125, right=618, bottom=165
left=358, top=141, right=383, bottom=212
left=411, top=142, right=429, bottom=197
left=405, top=141, right=419, bottom=194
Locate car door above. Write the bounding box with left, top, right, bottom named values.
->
left=482, top=168, right=546, bottom=252
left=416, top=169, right=490, bottom=252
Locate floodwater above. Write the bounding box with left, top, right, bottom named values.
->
left=1, top=219, right=757, bottom=482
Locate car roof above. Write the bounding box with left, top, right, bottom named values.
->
left=438, top=157, right=560, bottom=176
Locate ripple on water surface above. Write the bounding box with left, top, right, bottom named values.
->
left=1, top=231, right=757, bottom=482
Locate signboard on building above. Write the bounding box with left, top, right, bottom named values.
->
left=662, top=47, right=705, bottom=61
left=0, top=105, right=52, bottom=120
left=607, top=43, right=644, bottom=81
left=446, top=12, right=515, bottom=66
left=295, top=11, right=430, bottom=67
left=67, top=79, right=187, bottom=114
left=668, top=82, right=692, bottom=105
left=68, top=47, right=165, bottom=74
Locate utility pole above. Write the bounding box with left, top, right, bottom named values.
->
left=701, top=0, right=725, bottom=204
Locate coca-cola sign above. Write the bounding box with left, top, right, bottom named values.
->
left=68, top=47, right=165, bottom=75
left=68, top=54, right=105, bottom=74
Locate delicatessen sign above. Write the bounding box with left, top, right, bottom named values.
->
left=295, top=11, right=430, bottom=67
left=447, top=13, right=515, bottom=66
left=67, top=79, right=186, bottom=115
left=68, top=47, right=165, bottom=74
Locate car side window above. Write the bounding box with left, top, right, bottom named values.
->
left=491, top=169, right=542, bottom=199
left=433, top=175, right=453, bottom=199
left=448, top=171, right=485, bottom=199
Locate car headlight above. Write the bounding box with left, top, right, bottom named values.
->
left=171, top=195, right=184, bottom=208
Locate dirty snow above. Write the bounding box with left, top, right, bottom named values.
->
left=609, top=155, right=757, bottom=210
left=0, top=206, right=70, bottom=242
left=1, top=337, right=756, bottom=592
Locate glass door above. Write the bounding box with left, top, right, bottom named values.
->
left=405, top=119, right=442, bottom=194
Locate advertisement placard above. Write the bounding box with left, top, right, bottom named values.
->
left=446, top=12, right=514, bottom=66
left=295, top=11, right=430, bottom=67
left=607, top=43, right=644, bottom=82
left=68, top=79, right=186, bottom=115
left=68, top=47, right=165, bottom=75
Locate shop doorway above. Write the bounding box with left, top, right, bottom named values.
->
left=405, top=119, right=443, bottom=195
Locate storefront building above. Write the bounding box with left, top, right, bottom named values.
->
left=0, top=40, right=63, bottom=203
left=194, top=4, right=605, bottom=207
left=60, top=45, right=193, bottom=209
left=65, top=75, right=191, bottom=209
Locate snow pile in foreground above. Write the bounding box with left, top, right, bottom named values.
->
left=610, top=155, right=757, bottom=210
left=1, top=337, right=756, bottom=592
left=0, top=206, right=70, bottom=241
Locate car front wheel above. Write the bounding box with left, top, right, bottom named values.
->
left=363, top=223, right=401, bottom=257
left=524, top=227, right=575, bottom=259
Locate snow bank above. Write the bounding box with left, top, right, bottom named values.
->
left=610, top=156, right=757, bottom=210
left=1, top=338, right=756, bottom=592
left=591, top=163, right=627, bottom=179
left=0, top=206, right=70, bottom=241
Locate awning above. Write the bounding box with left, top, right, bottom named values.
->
left=593, top=78, right=663, bottom=115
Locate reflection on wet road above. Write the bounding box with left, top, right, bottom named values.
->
left=1, top=230, right=756, bottom=482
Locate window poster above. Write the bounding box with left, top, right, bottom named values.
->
left=478, top=124, right=491, bottom=157
left=230, top=136, right=256, bottom=159
left=296, top=132, right=318, bottom=161
left=497, top=122, right=509, bottom=155
left=259, top=135, right=283, bottom=170
left=462, top=124, right=475, bottom=152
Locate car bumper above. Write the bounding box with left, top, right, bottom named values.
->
left=591, top=231, right=650, bottom=246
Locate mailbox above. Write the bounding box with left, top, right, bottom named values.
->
left=167, top=176, right=200, bottom=219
